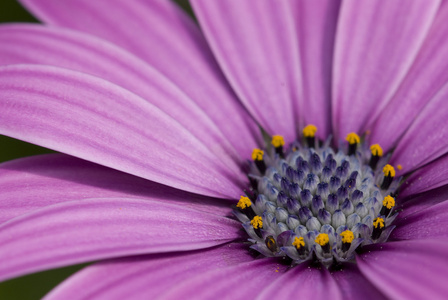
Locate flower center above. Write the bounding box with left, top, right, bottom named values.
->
left=233, top=125, right=401, bottom=268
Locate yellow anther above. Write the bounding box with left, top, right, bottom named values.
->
left=370, top=144, right=383, bottom=157
left=292, top=237, right=305, bottom=249
left=373, top=217, right=385, bottom=229
left=315, top=233, right=329, bottom=246
left=271, top=135, right=285, bottom=148
left=250, top=216, right=263, bottom=229
left=340, top=230, right=355, bottom=244
left=303, top=125, right=317, bottom=138
left=345, top=133, right=360, bottom=144
left=383, top=164, right=396, bottom=177
left=397, top=164, right=403, bottom=170
left=237, top=196, right=252, bottom=209
left=382, top=195, right=395, bottom=209
left=251, top=149, right=264, bottom=161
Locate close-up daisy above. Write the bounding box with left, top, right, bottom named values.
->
left=1, top=0, right=448, bottom=299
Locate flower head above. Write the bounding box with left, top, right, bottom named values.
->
left=235, top=127, right=400, bottom=267
left=1, top=0, right=448, bottom=299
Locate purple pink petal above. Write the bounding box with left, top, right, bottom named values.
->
left=370, top=1, right=448, bottom=152
left=18, top=0, right=262, bottom=156
left=357, top=240, right=448, bottom=299
left=191, top=0, right=300, bottom=142
left=332, top=0, right=439, bottom=139
left=45, top=243, right=253, bottom=300
left=0, top=64, right=244, bottom=198
left=0, top=24, right=248, bottom=171
left=0, top=198, right=240, bottom=282
left=0, top=154, right=232, bottom=224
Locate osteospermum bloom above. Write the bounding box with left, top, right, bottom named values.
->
left=1, top=0, right=448, bottom=298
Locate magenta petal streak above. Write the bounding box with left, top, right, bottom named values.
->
left=0, top=154, right=232, bottom=224
left=45, top=244, right=252, bottom=300
left=191, top=0, right=300, bottom=142
left=331, top=264, right=386, bottom=299
left=158, top=258, right=288, bottom=300
left=397, top=186, right=448, bottom=219
left=292, top=0, right=341, bottom=138
left=0, top=198, right=240, bottom=282
left=332, top=0, right=440, bottom=139
left=357, top=240, right=448, bottom=300
left=257, top=262, right=343, bottom=300
left=18, top=0, right=262, bottom=156
left=0, top=24, right=247, bottom=173
left=399, top=154, right=448, bottom=198
left=0, top=65, right=243, bottom=198
left=370, top=2, right=448, bottom=151
left=391, top=200, right=448, bottom=240
left=391, top=82, right=448, bottom=174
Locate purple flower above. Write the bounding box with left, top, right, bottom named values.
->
left=1, top=0, right=448, bottom=298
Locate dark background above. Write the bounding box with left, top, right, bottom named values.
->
left=0, top=0, right=191, bottom=298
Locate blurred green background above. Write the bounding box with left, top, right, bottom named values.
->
left=0, top=0, right=191, bottom=298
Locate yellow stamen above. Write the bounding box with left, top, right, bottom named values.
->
left=271, top=135, right=285, bottom=148
left=315, top=233, right=329, bottom=246
left=382, top=195, right=395, bottom=209
left=383, top=164, right=396, bottom=177
left=370, top=144, right=383, bottom=157
left=251, top=149, right=264, bottom=161
left=236, top=196, right=252, bottom=209
left=340, top=230, right=355, bottom=244
left=292, top=236, right=305, bottom=249
left=373, top=217, right=385, bottom=229
left=250, top=216, right=263, bottom=229
left=345, top=133, right=360, bottom=145
left=397, top=164, right=403, bottom=170
left=303, top=125, right=317, bottom=138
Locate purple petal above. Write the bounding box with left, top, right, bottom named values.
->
left=0, top=154, right=232, bottom=224
left=332, top=0, right=439, bottom=139
left=398, top=185, right=448, bottom=219
left=0, top=64, right=243, bottom=198
left=191, top=0, right=299, bottom=141
left=291, top=0, right=341, bottom=138
left=157, top=257, right=288, bottom=299
left=391, top=200, right=448, bottom=240
left=331, top=264, right=386, bottom=300
left=258, top=262, right=342, bottom=300
left=0, top=24, right=245, bottom=173
left=370, top=2, right=448, bottom=151
left=400, top=154, right=448, bottom=198
left=19, top=0, right=261, bottom=156
left=45, top=243, right=251, bottom=300
left=390, top=83, right=448, bottom=174
left=357, top=240, right=448, bottom=299
left=0, top=198, right=240, bottom=281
